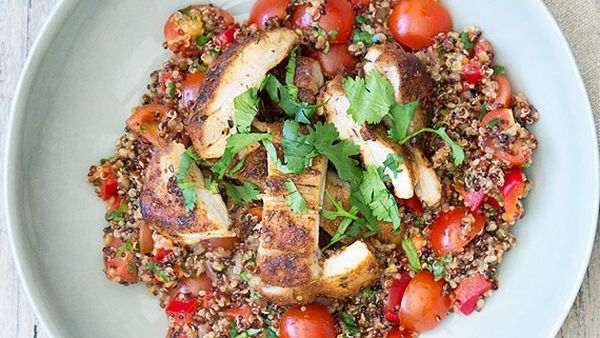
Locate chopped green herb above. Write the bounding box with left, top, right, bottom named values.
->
left=128, top=263, right=138, bottom=275
left=387, top=100, right=419, bottom=142
left=177, top=147, right=203, bottom=212
left=487, top=119, right=503, bottom=127
left=284, top=179, right=307, bottom=214
left=493, top=64, right=506, bottom=75
left=167, top=81, right=176, bottom=98
left=228, top=156, right=246, bottom=176
left=179, top=5, right=193, bottom=15
left=382, top=153, right=404, bottom=179
left=322, top=191, right=360, bottom=250
left=209, top=49, right=219, bottom=57
left=106, top=201, right=128, bottom=222
left=196, top=63, right=208, bottom=72
left=479, top=102, right=488, bottom=119
left=285, top=46, right=300, bottom=100
left=224, top=181, right=261, bottom=205
left=341, top=313, right=360, bottom=336
left=359, top=165, right=401, bottom=230
left=362, top=285, right=376, bottom=300
left=212, top=133, right=272, bottom=179
left=116, top=237, right=134, bottom=256
left=263, top=74, right=322, bottom=123
left=234, top=328, right=262, bottom=338
left=342, top=71, right=395, bottom=125
left=355, top=15, right=369, bottom=25
left=229, top=320, right=238, bottom=337
left=312, top=122, right=363, bottom=185
left=240, top=270, right=251, bottom=282
left=351, top=30, right=378, bottom=47
left=428, top=254, right=453, bottom=281
left=234, top=87, right=260, bottom=133
left=147, top=261, right=169, bottom=283
left=322, top=191, right=359, bottom=221
left=460, top=32, right=474, bottom=51
left=401, top=238, right=421, bottom=272
left=281, top=120, right=319, bottom=173
left=399, top=127, right=465, bottom=166
left=520, top=162, right=531, bottom=169
left=196, top=33, right=212, bottom=46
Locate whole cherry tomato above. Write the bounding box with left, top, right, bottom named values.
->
left=388, top=0, right=453, bottom=50
left=279, top=303, right=338, bottom=338
left=305, top=44, right=358, bottom=77
left=292, top=0, right=355, bottom=44
left=399, top=271, right=450, bottom=332
left=249, top=0, right=289, bottom=31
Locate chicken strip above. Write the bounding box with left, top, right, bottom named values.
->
left=254, top=123, right=328, bottom=304
left=295, top=56, right=325, bottom=104
left=140, top=142, right=234, bottom=244
left=363, top=43, right=442, bottom=206
left=187, top=28, right=299, bottom=159
left=320, top=76, right=415, bottom=199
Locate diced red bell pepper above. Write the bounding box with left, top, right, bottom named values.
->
left=217, top=23, right=239, bottom=46
left=486, top=196, right=502, bottom=210
left=501, top=168, right=524, bottom=224
left=99, top=163, right=118, bottom=200
left=464, top=190, right=485, bottom=212
left=384, top=274, right=412, bottom=323
left=464, top=61, right=483, bottom=84
left=149, top=248, right=173, bottom=263
left=166, top=294, right=199, bottom=324
left=224, top=304, right=253, bottom=320
left=452, top=274, right=493, bottom=315
left=401, top=196, right=424, bottom=215
left=387, top=327, right=411, bottom=338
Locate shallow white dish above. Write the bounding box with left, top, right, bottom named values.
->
left=5, top=0, right=599, bottom=337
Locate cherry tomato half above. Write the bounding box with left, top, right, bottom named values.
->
left=99, top=163, right=118, bottom=200
left=430, top=208, right=485, bottom=257
left=399, top=271, right=450, bottom=332
left=166, top=294, right=199, bottom=325
left=388, top=0, right=453, bottom=50
left=182, top=71, right=206, bottom=108
left=481, top=108, right=515, bottom=129
left=384, top=273, right=412, bottom=323
left=388, top=327, right=411, bottom=338
left=279, top=304, right=338, bottom=338
left=452, top=274, right=493, bottom=315
left=103, top=236, right=138, bottom=283
left=494, top=74, right=512, bottom=108
left=249, top=0, right=290, bottom=31
left=501, top=167, right=524, bottom=224
left=305, top=44, right=358, bottom=77
left=126, top=104, right=171, bottom=147
left=292, top=0, right=355, bottom=44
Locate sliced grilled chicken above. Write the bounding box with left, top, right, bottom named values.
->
left=295, top=56, right=325, bottom=104
left=318, top=241, right=379, bottom=298
left=363, top=43, right=442, bottom=207
left=187, top=28, right=299, bottom=159
left=321, top=77, right=415, bottom=199
left=140, top=142, right=234, bottom=244
left=255, top=123, right=328, bottom=304
left=229, top=143, right=268, bottom=189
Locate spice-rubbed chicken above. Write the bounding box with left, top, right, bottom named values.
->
left=187, top=28, right=299, bottom=159
left=140, top=142, right=234, bottom=244
left=320, top=76, right=416, bottom=199
left=253, top=122, right=328, bottom=304
left=364, top=43, right=442, bottom=206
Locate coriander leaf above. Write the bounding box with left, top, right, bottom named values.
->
left=351, top=30, right=378, bottom=47
left=212, top=133, right=272, bottom=178
left=263, top=74, right=322, bottom=124
left=349, top=185, right=379, bottom=235
left=341, top=313, right=360, bottom=336
left=147, top=261, right=170, bottom=282
left=116, top=237, right=133, bottom=256
left=322, top=191, right=360, bottom=250
left=460, top=32, right=474, bottom=51
left=229, top=320, right=238, bottom=338
left=181, top=184, right=198, bottom=211
left=240, top=270, right=251, bottom=282
left=167, top=81, right=176, bottom=98
left=178, top=147, right=202, bottom=212
left=382, top=153, right=404, bottom=179
left=362, top=285, right=376, bottom=300
left=196, top=33, right=212, bottom=46
left=428, top=254, right=453, bottom=281
left=285, top=46, right=299, bottom=100
left=359, top=165, right=401, bottom=230
left=228, top=156, right=246, bottom=176
left=493, top=64, right=506, bottom=75
left=312, top=122, right=363, bottom=185
left=401, top=238, right=421, bottom=272
left=282, top=120, right=319, bottom=173
left=400, top=127, right=465, bottom=166
left=234, top=88, right=259, bottom=133
left=355, top=15, right=369, bottom=25
left=224, top=181, right=261, bottom=205
left=479, top=102, right=488, bottom=119
left=263, top=139, right=294, bottom=174
left=106, top=201, right=128, bottom=222
left=204, top=176, right=220, bottom=194
left=266, top=328, right=278, bottom=338
left=343, top=71, right=395, bottom=124
left=387, top=100, right=419, bottom=142
left=322, top=216, right=356, bottom=251
left=284, top=179, right=307, bottom=214
left=487, top=119, right=502, bottom=127
left=322, top=191, right=359, bottom=221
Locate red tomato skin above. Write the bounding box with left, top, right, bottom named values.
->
left=249, top=0, right=289, bottom=31
left=103, top=236, right=138, bottom=283
left=99, top=163, right=118, bottom=200
left=399, top=271, right=450, bottom=332
left=388, top=0, right=453, bottom=50
left=384, top=274, right=412, bottom=323
left=452, top=274, right=493, bottom=315
left=494, top=74, right=512, bottom=107
left=216, top=23, right=240, bottom=46
left=224, top=304, right=253, bottom=320
left=501, top=168, right=524, bottom=223
left=292, top=0, right=356, bottom=44
left=430, top=208, right=486, bottom=257
left=149, top=248, right=173, bottom=263
left=463, top=61, right=483, bottom=84
left=464, top=190, right=485, bottom=212
left=305, top=44, right=358, bottom=77
left=387, top=327, right=411, bottom=338
left=481, top=108, right=515, bottom=128
left=279, top=304, right=338, bottom=338
left=400, top=196, right=424, bottom=215
left=182, top=71, right=205, bottom=109
left=486, top=196, right=502, bottom=210
left=165, top=295, right=199, bottom=325
left=126, top=104, right=171, bottom=146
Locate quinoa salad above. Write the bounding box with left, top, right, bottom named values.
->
left=87, top=1, right=538, bottom=337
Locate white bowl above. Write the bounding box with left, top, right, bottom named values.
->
left=5, top=0, right=598, bottom=337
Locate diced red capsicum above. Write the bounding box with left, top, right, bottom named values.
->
left=464, top=190, right=486, bottom=212
left=99, top=163, right=118, bottom=200
left=217, top=23, right=239, bottom=46
left=463, top=61, right=482, bottom=84
left=452, top=274, right=493, bottom=315
left=149, top=248, right=173, bottom=263
left=401, top=196, right=424, bottom=215
left=165, top=294, right=199, bottom=325
left=384, top=273, right=412, bottom=323
left=501, top=167, right=524, bottom=224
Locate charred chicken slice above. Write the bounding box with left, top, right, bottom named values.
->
left=140, top=142, right=234, bottom=244
left=254, top=123, right=328, bottom=304
left=187, top=28, right=299, bottom=159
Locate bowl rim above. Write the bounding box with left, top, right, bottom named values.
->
left=4, top=0, right=599, bottom=337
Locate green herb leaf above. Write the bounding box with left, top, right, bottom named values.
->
left=229, top=320, right=238, bottom=338
left=428, top=254, right=453, bottom=281
left=479, top=102, right=488, bottom=119
left=285, top=46, right=299, bottom=100
left=322, top=191, right=360, bottom=221
left=382, top=153, right=404, bottom=179
left=179, top=5, right=193, bottom=15
left=167, top=81, right=176, bottom=98
left=282, top=120, right=319, bottom=173
left=147, top=261, right=170, bottom=283
left=234, top=88, right=260, bottom=133
left=196, top=33, right=212, bottom=46
left=341, top=313, right=360, bottom=336
left=212, top=133, right=272, bottom=179
left=204, top=176, right=220, bottom=194
left=400, top=127, right=465, bottom=166
left=116, top=237, right=134, bottom=256
left=387, top=100, right=419, bottom=142
left=312, top=122, right=363, bottom=185
left=351, top=30, right=378, bottom=47
left=402, top=238, right=421, bottom=272
left=106, top=201, right=128, bottom=222
left=359, top=165, right=401, bottom=230
left=355, top=15, right=369, bottom=25
left=284, top=179, right=307, bottom=214
left=487, top=119, right=502, bottom=127
left=224, top=181, right=261, bottom=205
left=362, top=285, right=376, bottom=300
left=263, top=74, right=322, bottom=123
left=178, top=147, right=203, bottom=212
left=342, top=71, right=395, bottom=125
left=240, top=270, right=251, bottom=282
left=263, top=139, right=295, bottom=174
left=460, top=32, right=474, bottom=51
left=493, top=64, right=506, bottom=75
left=228, top=156, right=246, bottom=176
